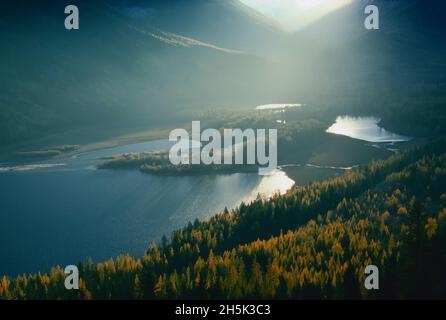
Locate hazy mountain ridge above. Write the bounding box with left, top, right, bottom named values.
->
left=0, top=0, right=282, bottom=149
left=106, top=0, right=286, bottom=54
left=282, top=0, right=446, bottom=116
left=1, top=0, right=445, bottom=149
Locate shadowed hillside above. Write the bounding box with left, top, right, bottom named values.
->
left=1, top=0, right=445, bottom=149
left=0, top=0, right=283, bottom=148
left=2, top=139, right=445, bottom=299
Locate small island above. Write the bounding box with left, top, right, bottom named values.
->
left=97, top=151, right=259, bottom=175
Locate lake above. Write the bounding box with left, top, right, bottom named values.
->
left=255, top=103, right=303, bottom=110
left=0, top=115, right=406, bottom=277
left=0, top=140, right=294, bottom=277
left=326, top=116, right=410, bottom=143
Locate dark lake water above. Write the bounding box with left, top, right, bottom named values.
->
left=0, top=115, right=407, bottom=277
left=0, top=140, right=293, bottom=276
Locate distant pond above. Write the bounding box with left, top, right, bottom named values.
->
left=326, top=116, right=410, bottom=143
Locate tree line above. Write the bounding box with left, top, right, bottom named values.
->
left=1, top=139, right=446, bottom=299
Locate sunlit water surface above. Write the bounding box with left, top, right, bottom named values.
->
left=0, top=140, right=293, bottom=276
left=255, top=103, right=303, bottom=110
left=326, top=116, right=410, bottom=143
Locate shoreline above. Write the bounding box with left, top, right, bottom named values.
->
left=0, top=126, right=177, bottom=164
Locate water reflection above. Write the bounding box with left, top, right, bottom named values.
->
left=240, top=169, right=295, bottom=204
left=0, top=140, right=294, bottom=276
left=256, top=103, right=303, bottom=110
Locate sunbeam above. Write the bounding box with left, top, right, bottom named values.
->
left=239, top=0, right=354, bottom=31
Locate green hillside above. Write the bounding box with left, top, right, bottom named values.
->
left=1, top=139, right=445, bottom=299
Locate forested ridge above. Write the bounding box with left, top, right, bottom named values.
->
left=1, top=140, right=446, bottom=300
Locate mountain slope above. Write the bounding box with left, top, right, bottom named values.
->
left=0, top=0, right=281, bottom=148
left=1, top=139, right=445, bottom=299
left=273, top=0, right=446, bottom=134
left=106, top=0, right=286, bottom=55
left=1, top=0, right=445, bottom=148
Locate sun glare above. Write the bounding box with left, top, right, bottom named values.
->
left=239, top=0, right=354, bottom=31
